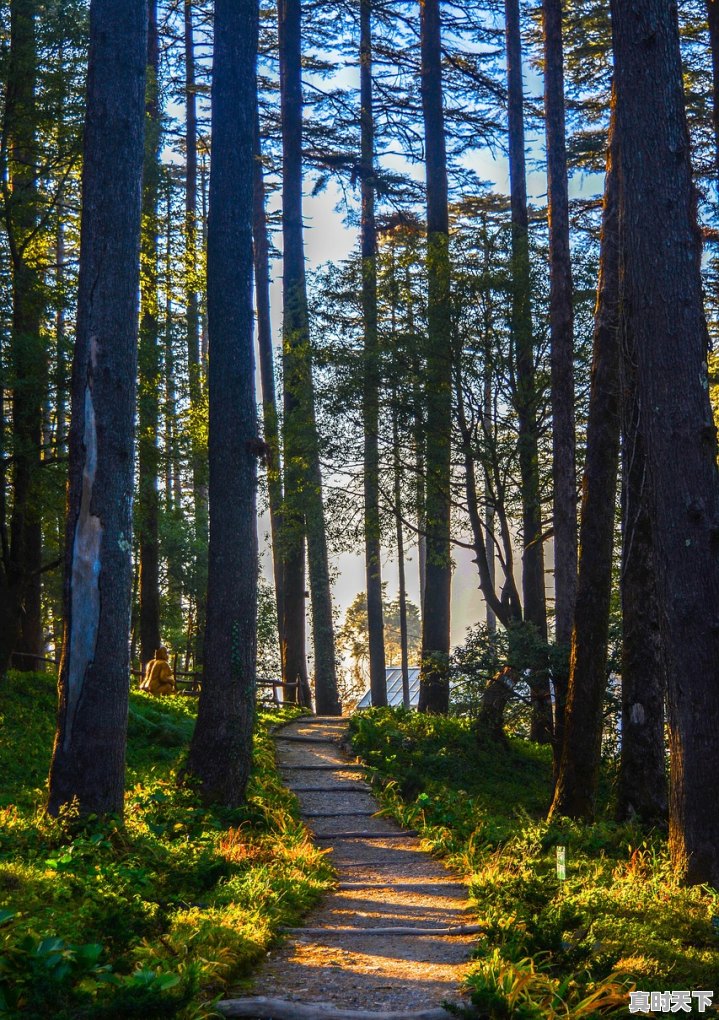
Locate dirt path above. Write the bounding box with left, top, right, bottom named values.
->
left=219, top=716, right=480, bottom=1018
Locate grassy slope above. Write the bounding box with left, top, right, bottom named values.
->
left=0, top=672, right=333, bottom=1019
left=350, top=708, right=719, bottom=1019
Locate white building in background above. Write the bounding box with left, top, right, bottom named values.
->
left=356, top=667, right=421, bottom=709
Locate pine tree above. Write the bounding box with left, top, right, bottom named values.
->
left=185, top=0, right=260, bottom=806
left=418, top=0, right=452, bottom=715
left=48, top=0, right=147, bottom=816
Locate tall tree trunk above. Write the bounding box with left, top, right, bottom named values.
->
left=706, top=1, right=719, bottom=176
left=164, top=185, right=183, bottom=625
left=186, top=0, right=259, bottom=806
left=611, top=0, right=719, bottom=885
left=361, top=0, right=387, bottom=708
left=617, top=377, right=667, bottom=824
left=418, top=0, right=452, bottom=715
left=48, top=0, right=147, bottom=816
left=2, top=1, right=46, bottom=671
left=393, top=402, right=410, bottom=708
left=549, top=116, right=620, bottom=821
left=137, top=0, right=161, bottom=669
left=410, top=294, right=427, bottom=618
left=278, top=0, right=340, bottom=715
left=305, top=448, right=341, bottom=713
left=505, top=0, right=550, bottom=741
left=252, top=110, right=285, bottom=673
left=484, top=361, right=497, bottom=636
left=278, top=0, right=310, bottom=708
left=184, top=0, right=208, bottom=671
left=542, top=0, right=577, bottom=658
left=53, top=187, right=68, bottom=653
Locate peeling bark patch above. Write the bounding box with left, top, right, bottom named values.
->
left=630, top=702, right=646, bottom=725
left=64, top=384, right=103, bottom=751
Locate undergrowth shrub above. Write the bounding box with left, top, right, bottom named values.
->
left=0, top=672, right=333, bottom=1018
left=350, top=707, right=719, bottom=1019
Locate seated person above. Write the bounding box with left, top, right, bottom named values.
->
left=141, top=646, right=175, bottom=696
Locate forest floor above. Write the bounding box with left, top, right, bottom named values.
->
left=220, top=716, right=478, bottom=1017
left=0, top=673, right=334, bottom=1019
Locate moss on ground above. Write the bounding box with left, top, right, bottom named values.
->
left=0, top=672, right=333, bottom=1018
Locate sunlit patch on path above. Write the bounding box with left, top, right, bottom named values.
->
left=218, top=716, right=480, bottom=1018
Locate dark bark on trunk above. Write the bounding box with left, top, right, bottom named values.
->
left=48, top=0, right=147, bottom=816
left=542, top=0, right=577, bottom=653
left=418, top=0, right=452, bottom=715
left=138, top=0, right=161, bottom=669
left=278, top=0, right=340, bottom=714
left=484, top=365, right=497, bottom=635
left=617, top=376, right=667, bottom=825
left=477, top=667, right=518, bottom=744
left=279, top=0, right=309, bottom=707
left=706, top=1, right=719, bottom=176
left=505, top=0, right=550, bottom=741
left=53, top=186, right=68, bottom=653
left=186, top=0, right=259, bottom=806
left=549, top=118, right=620, bottom=822
left=253, top=111, right=285, bottom=673
left=184, top=0, right=208, bottom=670
left=393, top=405, right=410, bottom=709
left=611, top=0, right=719, bottom=885
left=407, top=284, right=426, bottom=617
left=361, top=0, right=387, bottom=708
left=1, top=2, right=46, bottom=670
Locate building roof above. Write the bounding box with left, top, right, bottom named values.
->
left=356, top=667, right=421, bottom=709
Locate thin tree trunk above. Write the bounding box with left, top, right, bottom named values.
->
left=252, top=110, right=285, bottom=672
left=53, top=186, right=67, bottom=653
left=165, top=184, right=182, bottom=513
left=542, top=0, right=577, bottom=654
left=706, top=0, right=719, bottom=177
left=186, top=0, right=260, bottom=806
left=410, top=295, right=427, bottom=618
left=418, top=0, right=452, bottom=715
left=138, top=0, right=162, bottom=668
left=279, top=0, right=340, bottom=714
left=617, top=381, right=667, bottom=824
left=456, top=373, right=514, bottom=629
left=279, top=0, right=310, bottom=708
left=2, top=1, right=46, bottom=670
left=48, top=0, right=147, bottom=816
left=483, top=363, right=497, bottom=635
left=164, top=185, right=183, bottom=626
left=549, top=116, right=620, bottom=821
left=361, top=0, right=387, bottom=708
left=305, top=454, right=342, bottom=714
left=393, top=404, right=410, bottom=709
left=184, top=0, right=208, bottom=671
left=611, top=0, right=719, bottom=885
left=505, top=0, right=550, bottom=741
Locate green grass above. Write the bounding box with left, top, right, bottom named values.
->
left=349, top=708, right=719, bottom=1019
left=0, top=672, right=334, bottom=1018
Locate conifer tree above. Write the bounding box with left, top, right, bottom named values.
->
left=48, top=0, right=147, bottom=816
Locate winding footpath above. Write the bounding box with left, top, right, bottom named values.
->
left=218, top=716, right=481, bottom=1020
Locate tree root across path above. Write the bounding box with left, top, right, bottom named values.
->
left=218, top=716, right=481, bottom=1016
